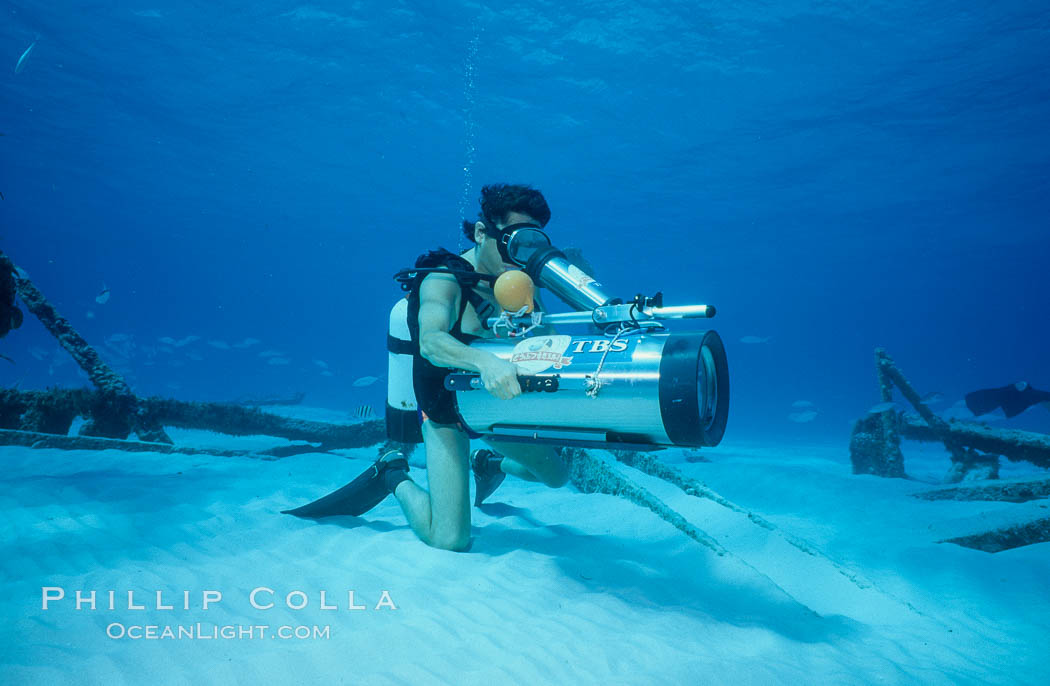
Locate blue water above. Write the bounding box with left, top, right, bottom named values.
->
left=2, top=1, right=1048, bottom=440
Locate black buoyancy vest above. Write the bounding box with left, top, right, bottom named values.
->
left=400, top=248, right=496, bottom=343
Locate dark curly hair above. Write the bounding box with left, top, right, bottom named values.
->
left=461, top=183, right=551, bottom=244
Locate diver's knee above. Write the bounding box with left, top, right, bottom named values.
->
left=429, top=531, right=472, bottom=552
left=543, top=469, right=569, bottom=489
left=540, top=455, right=569, bottom=488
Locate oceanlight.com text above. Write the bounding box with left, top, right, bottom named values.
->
left=105, top=623, right=331, bottom=641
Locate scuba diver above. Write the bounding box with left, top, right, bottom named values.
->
left=1, top=251, right=25, bottom=339
left=285, top=184, right=569, bottom=551
left=965, top=382, right=1050, bottom=418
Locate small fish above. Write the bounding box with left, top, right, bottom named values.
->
left=207, top=339, right=230, bottom=350
left=920, top=392, right=944, bottom=405
left=351, top=405, right=375, bottom=420
left=232, top=337, right=261, bottom=349
left=0, top=191, right=5, bottom=201
left=258, top=349, right=284, bottom=358
left=95, top=286, right=110, bottom=304
left=867, top=401, right=899, bottom=414
left=791, top=400, right=815, bottom=409
left=175, top=335, right=200, bottom=347
left=788, top=410, right=818, bottom=423
left=158, top=336, right=177, bottom=345
left=15, top=40, right=37, bottom=75
left=267, top=357, right=290, bottom=366
left=739, top=335, right=770, bottom=344
left=85, top=310, right=95, bottom=319
left=314, top=360, right=329, bottom=369
left=352, top=375, right=381, bottom=388
left=0, top=353, right=15, bottom=364
left=320, top=370, right=334, bottom=377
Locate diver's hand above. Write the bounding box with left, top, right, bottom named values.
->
left=478, top=356, right=522, bottom=400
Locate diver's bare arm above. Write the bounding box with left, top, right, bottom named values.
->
left=418, top=275, right=521, bottom=399
left=417, top=275, right=495, bottom=372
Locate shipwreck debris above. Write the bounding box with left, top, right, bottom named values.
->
left=1, top=249, right=381, bottom=454
left=5, top=251, right=170, bottom=443
left=945, top=518, right=1050, bottom=553
left=850, top=348, right=1050, bottom=552
left=914, top=477, right=1050, bottom=504
left=850, top=348, right=1049, bottom=482
left=0, top=388, right=385, bottom=451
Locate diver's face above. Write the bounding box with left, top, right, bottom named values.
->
left=474, top=211, right=538, bottom=272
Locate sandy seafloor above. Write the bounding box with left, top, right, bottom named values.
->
left=1, top=405, right=1047, bottom=685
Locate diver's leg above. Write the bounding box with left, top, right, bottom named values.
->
left=392, top=420, right=472, bottom=551
left=480, top=438, right=568, bottom=488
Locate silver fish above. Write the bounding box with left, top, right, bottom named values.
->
left=95, top=287, right=110, bottom=304
left=788, top=410, right=818, bottom=423
left=15, top=40, right=36, bottom=74
left=739, top=335, right=770, bottom=344
left=867, top=401, right=898, bottom=414
left=353, top=375, right=381, bottom=388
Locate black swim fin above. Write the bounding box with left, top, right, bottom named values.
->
left=283, top=454, right=409, bottom=518
left=965, top=382, right=1050, bottom=419
left=471, top=449, right=506, bottom=507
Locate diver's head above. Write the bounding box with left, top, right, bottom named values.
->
left=461, top=184, right=551, bottom=271
left=470, top=211, right=539, bottom=274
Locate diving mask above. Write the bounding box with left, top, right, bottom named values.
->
left=487, top=221, right=551, bottom=266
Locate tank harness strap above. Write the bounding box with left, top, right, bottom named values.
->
left=387, top=334, right=414, bottom=355
left=462, top=288, right=496, bottom=330
left=394, top=250, right=499, bottom=331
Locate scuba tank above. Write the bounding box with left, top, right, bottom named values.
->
left=385, top=297, right=423, bottom=444
left=384, top=249, right=496, bottom=444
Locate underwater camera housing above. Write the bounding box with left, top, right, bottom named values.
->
left=445, top=228, right=730, bottom=450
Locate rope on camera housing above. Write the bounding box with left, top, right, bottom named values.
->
left=585, top=323, right=635, bottom=398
